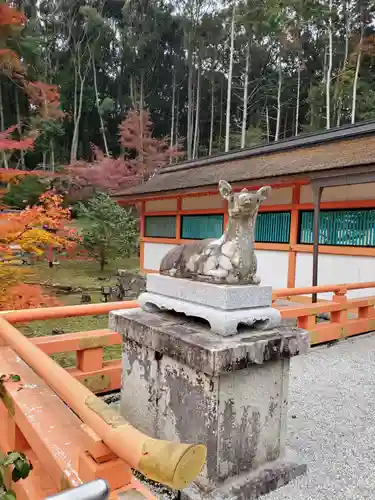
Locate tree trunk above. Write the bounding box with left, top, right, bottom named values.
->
left=295, top=59, right=301, bottom=136
left=70, top=53, right=87, bottom=163
left=326, top=0, right=333, bottom=130
left=275, top=60, right=282, bottom=142
left=351, top=16, right=364, bottom=125
left=73, top=62, right=78, bottom=126
left=193, top=64, right=201, bottom=159
left=187, top=42, right=194, bottom=159
left=130, top=75, right=136, bottom=107
left=139, top=70, right=145, bottom=164
left=225, top=2, right=236, bottom=152
left=0, top=82, right=8, bottom=169
left=100, top=256, right=105, bottom=271
left=209, top=72, right=215, bottom=156
left=91, top=53, right=109, bottom=156
left=266, top=105, right=270, bottom=142
left=219, top=79, right=224, bottom=149
left=336, top=0, right=350, bottom=126
left=50, top=140, right=55, bottom=172
left=241, top=41, right=250, bottom=148
left=170, top=69, right=176, bottom=163
left=15, top=88, right=25, bottom=169
left=175, top=88, right=180, bottom=149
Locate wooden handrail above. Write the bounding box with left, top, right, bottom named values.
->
left=2, top=301, right=139, bottom=324
left=0, top=317, right=206, bottom=490
left=278, top=295, right=375, bottom=318
left=273, top=281, right=375, bottom=299
left=32, top=329, right=123, bottom=393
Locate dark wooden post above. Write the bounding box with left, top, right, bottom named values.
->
left=312, top=185, right=323, bottom=303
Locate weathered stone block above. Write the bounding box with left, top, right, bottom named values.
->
left=110, top=308, right=309, bottom=499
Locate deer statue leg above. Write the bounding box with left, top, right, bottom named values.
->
left=250, top=252, right=261, bottom=284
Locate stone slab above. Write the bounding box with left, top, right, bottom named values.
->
left=138, top=291, right=280, bottom=336
left=146, top=274, right=272, bottom=310
left=109, top=308, right=309, bottom=376
left=181, top=450, right=307, bottom=500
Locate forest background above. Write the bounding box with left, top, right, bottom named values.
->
left=1, top=0, right=375, bottom=174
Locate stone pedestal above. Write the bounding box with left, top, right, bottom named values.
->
left=138, top=275, right=281, bottom=336
left=110, top=308, right=309, bottom=500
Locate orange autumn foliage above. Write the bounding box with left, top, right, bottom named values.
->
left=0, top=191, right=78, bottom=310
left=0, top=48, right=25, bottom=79
left=0, top=167, right=50, bottom=185
left=0, top=3, right=63, bottom=155
left=0, top=191, right=77, bottom=254
left=0, top=4, right=27, bottom=79
left=2, top=284, right=61, bottom=310
left=0, top=3, right=26, bottom=27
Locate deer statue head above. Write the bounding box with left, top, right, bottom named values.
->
left=219, top=180, right=271, bottom=220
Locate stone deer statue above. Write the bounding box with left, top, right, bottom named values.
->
left=160, top=181, right=271, bottom=284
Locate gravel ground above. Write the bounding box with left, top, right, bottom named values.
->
left=265, top=332, right=375, bottom=500
left=115, top=333, right=375, bottom=500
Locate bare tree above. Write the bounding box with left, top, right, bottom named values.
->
left=90, top=47, right=109, bottom=156
left=352, top=9, right=364, bottom=124
left=225, top=2, right=236, bottom=152
left=170, top=69, right=176, bottom=163
left=326, top=0, right=333, bottom=129
left=241, top=41, right=251, bottom=148
left=275, top=60, right=282, bottom=141
left=193, top=62, right=201, bottom=158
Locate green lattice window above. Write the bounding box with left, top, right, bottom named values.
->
left=145, top=215, right=176, bottom=238
left=255, top=212, right=291, bottom=243
left=181, top=214, right=224, bottom=240
left=299, top=209, right=375, bottom=246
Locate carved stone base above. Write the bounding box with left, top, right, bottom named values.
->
left=138, top=292, right=281, bottom=336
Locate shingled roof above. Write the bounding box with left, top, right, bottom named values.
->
left=115, top=121, right=375, bottom=198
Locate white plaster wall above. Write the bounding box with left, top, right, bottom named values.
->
left=295, top=252, right=375, bottom=298
left=182, top=194, right=225, bottom=210
left=145, top=198, right=177, bottom=212
left=257, top=250, right=289, bottom=289
left=143, top=242, right=177, bottom=270
left=301, top=183, right=375, bottom=203
left=263, top=186, right=293, bottom=205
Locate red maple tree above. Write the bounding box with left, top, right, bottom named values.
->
left=0, top=125, right=35, bottom=151
left=68, top=109, right=182, bottom=194
left=0, top=3, right=64, bottom=161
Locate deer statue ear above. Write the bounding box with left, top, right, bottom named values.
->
left=219, top=180, right=233, bottom=200
left=257, top=186, right=272, bottom=201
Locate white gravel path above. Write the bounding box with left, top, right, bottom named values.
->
left=117, top=333, right=375, bottom=499
left=265, top=332, right=375, bottom=500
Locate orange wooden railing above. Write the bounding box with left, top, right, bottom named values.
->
left=2, top=301, right=138, bottom=395
left=1, top=281, right=375, bottom=498
left=273, top=281, right=375, bottom=345
left=272, top=281, right=375, bottom=302
left=0, top=302, right=206, bottom=499
left=32, top=329, right=122, bottom=394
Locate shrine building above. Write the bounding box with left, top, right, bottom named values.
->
left=114, top=121, right=375, bottom=298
